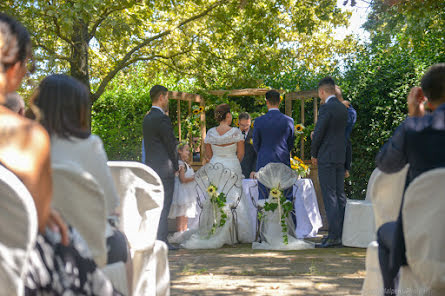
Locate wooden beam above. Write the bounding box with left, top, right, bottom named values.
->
left=300, top=99, right=305, bottom=160
left=200, top=99, right=206, bottom=164
left=177, top=100, right=182, bottom=141
left=286, top=90, right=318, bottom=101
left=167, top=91, right=203, bottom=103
left=285, top=95, right=292, bottom=117
left=314, top=97, right=318, bottom=124
left=208, top=88, right=285, bottom=97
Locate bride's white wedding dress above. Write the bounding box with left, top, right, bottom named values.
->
left=182, top=127, right=255, bottom=249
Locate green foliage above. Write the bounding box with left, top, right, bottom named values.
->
left=91, top=85, right=150, bottom=161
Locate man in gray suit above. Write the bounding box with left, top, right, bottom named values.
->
left=143, top=85, right=179, bottom=250
left=311, top=77, right=348, bottom=248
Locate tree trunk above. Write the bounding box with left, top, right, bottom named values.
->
left=70, top=21, right=90, bottom=94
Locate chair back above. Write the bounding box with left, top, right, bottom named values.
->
left=107, top=161, right=164, bottom=251
left=0, top=165, right=38, bottom=295
left=255, top=163, right=297, bottom=190
left=402, top=168, right=445, bottom=289
left=52, top=162, right=108, bottom=267
left=367, top=165, right=409, bottom=229
left=195, top=162, right=242, bottom=207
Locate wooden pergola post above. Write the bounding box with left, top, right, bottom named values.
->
left=167, top=91, right=207, bottom=166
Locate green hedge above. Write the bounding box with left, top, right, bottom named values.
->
left=91, top=87, right=151, bottom=161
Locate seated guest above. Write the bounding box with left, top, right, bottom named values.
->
left=5, top=92, right=25, bottom=115
left=375, top=63, right=445, bottom=295
left=238, top=112, right=257, bottom=179
left=0, top=13, right=120, bottom=294
left=29, top=74, right=131, bottom=269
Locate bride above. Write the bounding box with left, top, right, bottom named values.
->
left=182, top=104, right=255, bottom=248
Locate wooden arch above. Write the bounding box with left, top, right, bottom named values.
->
left=167, top=91, right=206, bottom=165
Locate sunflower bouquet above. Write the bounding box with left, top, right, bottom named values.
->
left=206, top=184, right=228, bottom=236
left=290, top=156, right=310, bottom=178
left=262, top=187, right=293, bottom=244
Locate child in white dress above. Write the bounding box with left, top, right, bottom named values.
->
left=168, top=143, right=198, bottom=243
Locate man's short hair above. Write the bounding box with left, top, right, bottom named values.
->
left=4, top=92, right=24, bottom=113
left=150, top=85, right=168, bottom=103
left=318, top=77, right=336, bottom=93
left=265, top=90, right=281, bottom=105
left=421, top=63, right=445, bottom=102
left=238, top=112, right=251, bottom=121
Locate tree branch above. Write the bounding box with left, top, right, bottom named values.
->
left=88, top=6, right=127, bottom=41
left=34, top=39, right=73, bottom=63
left=91, top=0, right=228, bottom=101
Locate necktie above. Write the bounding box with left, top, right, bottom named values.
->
left=242, top=131, right=246, bottom=140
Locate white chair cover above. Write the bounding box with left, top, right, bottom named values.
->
left=367, top=165, right=409, bottom=229
left=361, top=241, right=383, bottom=296
left=402, top=168, right=445, bottom=289
left=108, top=161, right=169, bottom=296
left=0, top=165, right=38, bottom=296
left=252, top=163, right=313, bottom=250
left=52, top=162, right=108, bottom=267
left=102, top=262, right=128, bottom=295
left=255, top=162, right=297, bottom=190
left=342, top=199, right=375, bottom=248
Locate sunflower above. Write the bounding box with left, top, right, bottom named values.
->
left=293, top=156, right=304, bottom=164
left=234, top=118, right=239, bottom=127
left=207, top=185, right=217, bottom=195
left=295, top=124, right=305, bottom=133
left=198, top=106, right=204, bottom=113
left=192, top=108, right=200, bottom=115
left=270, top=188, right=282, bottom=199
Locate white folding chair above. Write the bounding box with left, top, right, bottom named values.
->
left=52, top=162, right=108, bottom=267
left=108, top=161, right=169, bottom=296
left=400, top=168, right=445, bottom=294
left=0, top=165, right=38, bottom=296
left=52, top=161, right=129, bottom=295
left=361, top=165, right=409, bottom=296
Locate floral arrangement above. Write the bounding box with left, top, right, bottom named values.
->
left=261, top=187, right=293, bottom=244
left=183, top=105, right=205, bottom=154
left=206, top=184, right=228, bottom=236
left=290, top=156, right=310, bottom=177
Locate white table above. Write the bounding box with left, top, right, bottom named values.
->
left=242, top=178, right=323, bottom=238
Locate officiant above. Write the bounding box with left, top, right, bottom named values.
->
left=238, top=112, right=257, bottom=179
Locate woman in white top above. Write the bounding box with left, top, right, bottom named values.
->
left=182, top=104, right=254, bottom=249
left=30, top=74, right=130, bottom=270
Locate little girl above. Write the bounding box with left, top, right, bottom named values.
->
left=168, top=143, right=198, bottom=243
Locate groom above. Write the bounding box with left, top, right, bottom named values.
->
left=143, top=85, right=179, bottom=250
left=253, top=90, right=295, bottom=200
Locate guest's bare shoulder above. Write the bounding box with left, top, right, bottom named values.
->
left=0, top=107, right=50, bottom=167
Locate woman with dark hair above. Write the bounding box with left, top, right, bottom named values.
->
left=30, top=74, right=132, bottom=278
left=0, top=13, right=121, bottom=294
left=182, top=103, right=255, bottom=249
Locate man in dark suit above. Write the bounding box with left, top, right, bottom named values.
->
left=239, top=112, right=257, bottom=179
left=143, top=85, right=179, bottom=249
left=311, top=77, right=348, bottom=248
left=375, top=63, right=445, bottom=295
left=253, top=90, right=295, bottom=200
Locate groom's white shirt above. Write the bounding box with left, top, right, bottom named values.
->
left=325, top=95, right=336, bottom=104
left=268, top=108, right=279, bottom=112
left=151, top=105, right=165, bottom=114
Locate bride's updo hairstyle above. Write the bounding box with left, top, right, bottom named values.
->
left=214, top=103, right=231, bottom=122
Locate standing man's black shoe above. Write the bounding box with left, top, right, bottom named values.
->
left=315, top=238, right=342, bottom=248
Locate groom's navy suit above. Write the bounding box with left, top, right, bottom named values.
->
left=311, top=96, right=348, bottom=241
left=143, top=107, right=179, bottom=243
left=253, top=109, right=295, bottom=199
